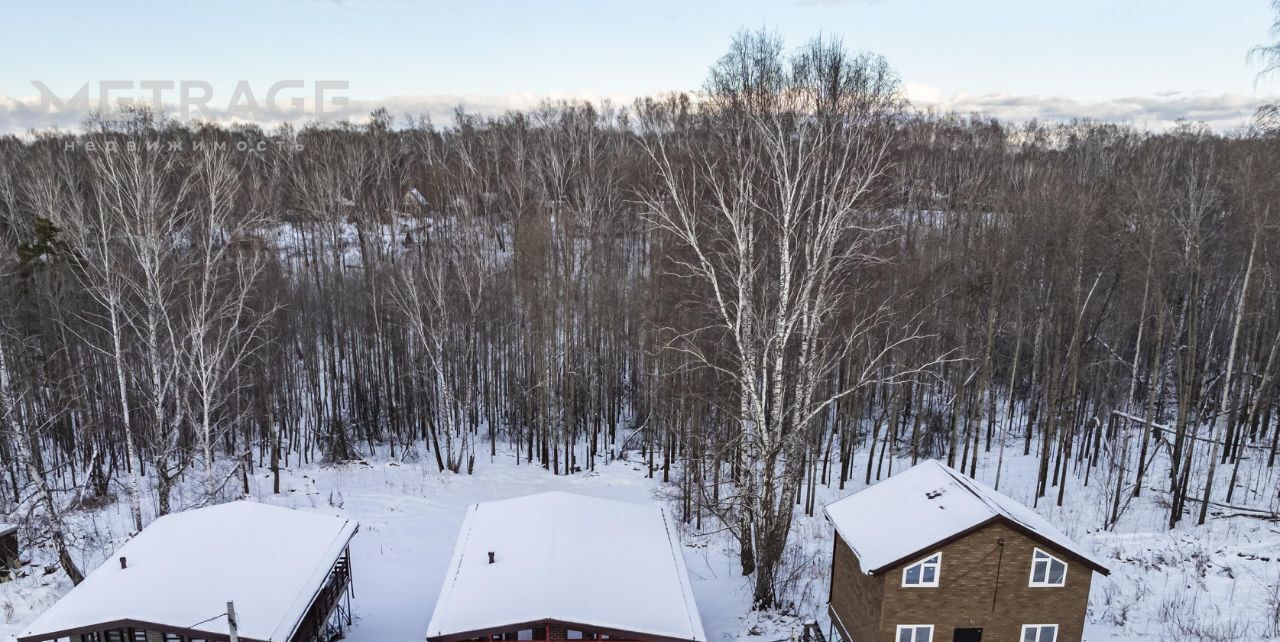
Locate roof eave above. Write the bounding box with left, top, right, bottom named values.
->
left=852, top=515, right=1110, bottom=577
left=18, top=618, right=270, bottom=642
left=276, top=521, right=360, bottom=641
left=427, top=617, right=705, bottom=642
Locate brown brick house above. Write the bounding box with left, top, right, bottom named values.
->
left=825, top=460, right=1109, bottom=642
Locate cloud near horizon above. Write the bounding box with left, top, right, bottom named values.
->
left=903, top=84, right=1270, bottom=132
left=1, top=86, right=1273, bottom=136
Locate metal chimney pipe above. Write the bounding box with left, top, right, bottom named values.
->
left=119, top=556, right=127, bottom=570
left=227, top=601, right=239, bottom=642
left=488, top=551, right=495, bottom=564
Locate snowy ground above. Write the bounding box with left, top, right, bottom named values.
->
left=2, top=445, right=1278, bottom=642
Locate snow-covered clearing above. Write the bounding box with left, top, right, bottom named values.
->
left=1, top=446, right=1278, bottom=642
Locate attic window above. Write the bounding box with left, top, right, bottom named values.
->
left=902, top=552, right=941, bottom=587
left=1029, top=548, right=1067, bottom=587
left=1020, top=624, right=1058, bottom=642
left=896, top=624, right=934, bottom=642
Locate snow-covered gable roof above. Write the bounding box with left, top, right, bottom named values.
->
left=824, top=459, right=1108, bottom=576
left=21, top=501, right=357, bottom=642
left=428, top=492, right=706, bottom=642
left=0, top=523, right=16, bottom=537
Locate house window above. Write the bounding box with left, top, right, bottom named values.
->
left=1021, top=624, right=1058, bottom=642
left=902, top=552, right=941, bottom=587
left=1029, top=548, right=1067, bottom=587
left=896, top=624, right=933, bottom=642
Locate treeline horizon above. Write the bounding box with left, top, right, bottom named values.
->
left=1, top=31, right=1278, bottom=609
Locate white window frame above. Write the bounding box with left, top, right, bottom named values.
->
left=1020, top=624, right=1059, bottom=642
left=901, top=552, right=942, bottom=587
left=895, top=624, right=934, bottom=642
left=1028, top=547, right=1067, bottom=587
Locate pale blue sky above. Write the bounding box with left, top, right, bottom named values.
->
left=2, top=0, right=1278, bottom=130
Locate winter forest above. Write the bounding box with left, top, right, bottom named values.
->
left=1, top=29, right=1280, bottom=641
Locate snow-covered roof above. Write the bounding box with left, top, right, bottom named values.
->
left=21, top=501, right=357, bottom=642
left=824, top=460, right=1109, bottom=575
left=427, top=492, right=706, bottom=642
left=0, top=523, right=16, bottom=537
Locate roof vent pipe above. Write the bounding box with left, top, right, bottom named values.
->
left=488, top=551, right=495, bottom=564
left=119, top=556, right=127, bottom=570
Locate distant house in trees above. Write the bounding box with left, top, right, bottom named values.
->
left=19, top=502, right=357, bottom=642
left=825, top=460, right=1109, bottom=642
left=427, top=492, right=705, bottom=642
left=0, top=523, right=18, bottom=570
left=405, top=188, right=428, bottom=210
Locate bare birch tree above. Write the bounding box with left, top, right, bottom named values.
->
left=184, top=140, right=276, bottom=502
left=641, top=31, right=942, bottom=607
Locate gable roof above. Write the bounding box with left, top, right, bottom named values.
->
left=427, top=492, right=706, bottom=642
left=21, top=501, right=357, bottom=642
left=824, top=459, right=1109, bottom=576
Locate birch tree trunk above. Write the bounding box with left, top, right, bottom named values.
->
left=1197, top=226, right=1258, bottom=524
